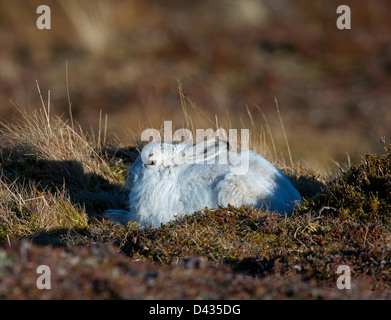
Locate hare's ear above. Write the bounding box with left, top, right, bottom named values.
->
left=185, top=138, right=229, bottom=164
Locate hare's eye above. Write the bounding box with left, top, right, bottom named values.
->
left=146, top=153, right=156, bottom=165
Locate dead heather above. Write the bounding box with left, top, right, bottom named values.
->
left=0, top=107, right=390, bottom=299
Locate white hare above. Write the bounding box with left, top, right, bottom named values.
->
left=105, top=138, right=301, bottom=228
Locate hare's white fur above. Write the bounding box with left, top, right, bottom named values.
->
left=105, top=138, right=301, bottom=228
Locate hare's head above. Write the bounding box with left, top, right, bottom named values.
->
left=139, top=143, right=186, bottom=169
left=124, top=143, right=186, bottom=189
left=125, top=138, right=229, bottom=188
left=141, top=138, right=229, bottom=169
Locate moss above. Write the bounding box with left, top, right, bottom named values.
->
left=56, top=200, right=89, bottom=229
left=302, top=153, right=391, bottom=222
left=119, top=208, right=295, bottom=266
left=0, top=224, right=11, bottom=242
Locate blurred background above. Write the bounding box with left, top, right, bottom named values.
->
left=0, top=0, right=390, bottom=171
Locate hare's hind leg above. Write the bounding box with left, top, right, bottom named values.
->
left=214, top=174, right=260, bottom=208
left=104, top=209, right=131, bottom=226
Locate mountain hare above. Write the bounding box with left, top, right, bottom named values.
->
left=105, top=138, right=301, bottom=228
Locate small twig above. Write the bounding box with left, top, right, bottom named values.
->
left=36, top=80, right=51, bottom=134
left=66, top=60, right=74, bottom=130
left=34, top=188, right=49, bottom=207
left=319, top=206, right=337, bottom=215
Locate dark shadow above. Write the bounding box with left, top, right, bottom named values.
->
left=34, top=159, right=129, bottom=218
left=0, top=146, right=141, bottom=219
left=285, top=173, right=326, bottom=200
left=102, top=145, right=141, bottom=166
left=223, top=256, right=277, bottom=277
left=29, top=227, right=93, bottom=247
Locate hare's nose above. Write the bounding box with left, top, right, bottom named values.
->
left=144, top=160, right=156, bottom=168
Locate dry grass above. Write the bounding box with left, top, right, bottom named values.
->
left=0, top=179, right=88, bottom=242
left=0, top=95, right=132, bottom=243
left=3, top=92, right=116, bottom=183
